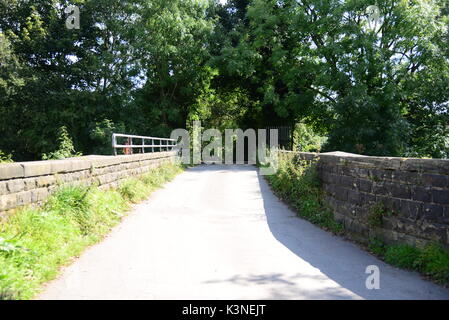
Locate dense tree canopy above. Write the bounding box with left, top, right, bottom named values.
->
left=0, top=0, right=448, bottom=161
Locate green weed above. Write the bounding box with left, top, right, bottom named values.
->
left=384, top=244, right=421, bottom=269
left=367, top=202, right=393, bottom=228
left=368, top=238, right=449, bottom=286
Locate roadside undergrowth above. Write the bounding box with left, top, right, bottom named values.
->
left=266, top=151, right=449, bottom=287
left=265, top=152, right=343, bottom=234
left=368, top=239, right=449, bottom=286
left=0, top=161, right=184, bottom=300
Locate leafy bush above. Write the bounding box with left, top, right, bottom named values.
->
left=384, top=245, right=421, bottom=270
left=293, top=122, right=327, bottom=153
left=415, top=244, right=449, bottom=285
left=368, top=238, right=387, bottom=257
left=266, top=152, right=342, bottom=233
left=42, top=126, right=82, bottom=160
left=0, top=150, right=13, bottom=163
left=89, top=119, right=126, bottom=155
left=371, top=241, right=449, bottom=285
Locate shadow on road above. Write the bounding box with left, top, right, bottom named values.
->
left=254, top=167, right=449, bottom=300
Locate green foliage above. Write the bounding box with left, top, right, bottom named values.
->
left=267, top=151, right=449, bottom=285
left=368, top=238, right=387, bottom=257
left=216, top=0, right=449, bottom=157
left=266, top=152, right=343, bottom=233
left=118, top=179, right=148, bottom=203
left=384, top=245, right=422, bottom=270
left=89, top=119, right=125, bottom=155
left=0, top=162, right=184, bottom=299
left=368, top=239, right=449, bottom=285
left=42, top=126, right=82, bottom=160
left=415, top=243, right=449, bottom=285
left=293, top=122, right=327, bottom=153
left=0, top=150, right=13, bottom=163
left=367, top=202, right=394, bottom=228
left=1, top=0, right=448, bottom=161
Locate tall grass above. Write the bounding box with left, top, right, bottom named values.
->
left=0, top=162, right=183, bottom=300
left=368, top=240, right=449, bottom=286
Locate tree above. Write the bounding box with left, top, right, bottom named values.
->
left=217, top=0, right=448, bottom=156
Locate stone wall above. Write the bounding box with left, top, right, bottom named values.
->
left=285, top=151, right=449, bottom=248
left=0, top=151, right=178, bottom=218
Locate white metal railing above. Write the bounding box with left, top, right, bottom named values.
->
left=112, top=133, right=177, bottom=156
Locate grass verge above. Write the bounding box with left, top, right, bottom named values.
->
left=0, top=161, right=184, bottom=300
left=368, top=239, right=449, bottom=286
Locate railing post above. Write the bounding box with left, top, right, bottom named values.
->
left=142, top=138, right=145, bottom=154
left=112, top=134, right=117, bottom=156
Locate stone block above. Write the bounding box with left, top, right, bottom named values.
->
left=422, top=203, right=444, bottom=221
left=360, top=192, right=377, bottom=205
left=23, top=178, right=37, bottom=191
left=0, top=163, right=24, bottom=180
left=16, top=191, right=32, bottom=206
left=347, top=189, right=360, bottom=204
left=411, top=186, right=431, bottom=202
left=31, top=188, right=49, bottom=203
left=91, top=157, right=122, bottom=168
left=439, top=205, right=449, bottom=224
left=373, top=182, right=389, bottom=196
left=390, top=183, right=411, bottom=199
left=358, top=179, right=372, bottom=193
left=334, top=187, right=348, bottom=201
left=419, top=222, right=447, bottom=243
left=400, top=199, right=422, bottom=221
left=421, top=174, right=448, bottom=188
left=0, top=181, right=6, bottom=195
left=22, top=161, right=52, bottom=177
left=49, top=160, right=73, bottom=174
left=432, top=189, right=449, bottom=205
left=394, top=171, right=422, bottom=185
left=0, top=194, right=17, bottom=211
left=36, top=175, right=56, bottom=188
left=6, top=179, right=25, bottom=193
left=340, top=175, right=355, bottom=188
left=70, top=160, right=92, bottom=172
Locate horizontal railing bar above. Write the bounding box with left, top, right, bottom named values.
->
left=112, top=132, right=179, bottom=156
left=113, top=133, right=176, bottom=142
left=115, top=145, right=176, bottom=148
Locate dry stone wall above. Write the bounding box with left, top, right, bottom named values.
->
left=286, top=151, right=449, bottom=248
left=0, top=151, right=178, bottom=218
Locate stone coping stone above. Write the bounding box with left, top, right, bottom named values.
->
left=0, top=163, right=24, bottom=180
left=0, top=151, right=178, bottom=180
left=280, top=151, right=449, bottom=174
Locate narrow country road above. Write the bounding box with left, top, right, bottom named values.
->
left=38, top=165, right=449, bottom=300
